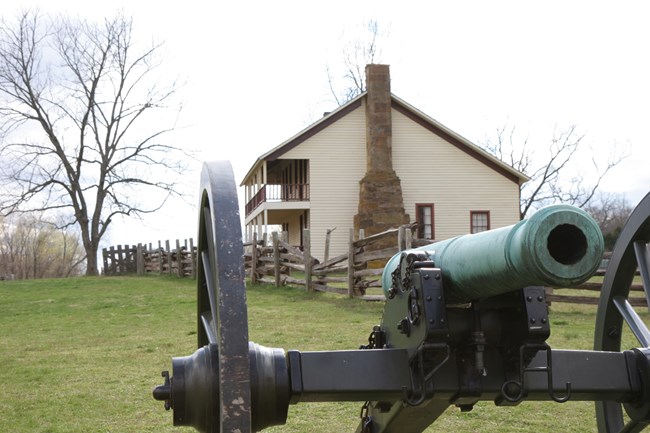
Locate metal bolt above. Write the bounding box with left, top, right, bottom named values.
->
left=397, top=318, right=410, bottom=335
left=537, top=295, right=544, bottom=302
left=435, top=273, right=441, bottom=280
left=426, top=296, right=432, bottom=302
left=424, top=273, right=430, bottom=280
left=530, top=318, right=536, bottom=324
left=526, top=296, right=532, bottom=302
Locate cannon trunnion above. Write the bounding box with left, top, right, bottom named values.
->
left=153, top=161, right=650, bottom=433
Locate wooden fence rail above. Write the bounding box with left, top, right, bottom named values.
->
left=547, top=267, right=645, bottom=307
left=246, top=234, right=642, bottom=307
left=102, top=238, right=197, bottom=278
left=245, top=224, right=425, bottom=298
left=104, top=234, right=639, bottom=308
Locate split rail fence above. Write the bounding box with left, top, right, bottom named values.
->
left=245, top=233, right=644, bottom=307
left=245, top=225, right=428, bottom=299
left=102, top=239, right=197, bottom=278
left=101, top=234, right=644, bottom=308
left=546, top=264, right=645, bottom=307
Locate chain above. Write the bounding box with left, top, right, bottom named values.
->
left=360, top=401, right=373, bottom=433
left=389, top=266, right=400, bottom=299
left=359, top=329, right=376, bottom=350
left=402, top=254, right=416, bottom=291
left=389, top=253, right=417, bottom=298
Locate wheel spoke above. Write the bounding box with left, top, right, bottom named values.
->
left=202, top=205, right=219, bottom=340
left=620, top=419, right=649, bottom=433
left=613, top=296, right=650, bottom=347
left=201, top=249, right=218, bottom=329
left=596, top=401, right=624, bottom=433
left=634, top=240, right=650, bottom=312
left=200, top=311, right=217, bottom=344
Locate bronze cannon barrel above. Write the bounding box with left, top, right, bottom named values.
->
left=382, top=205, right=604, bottom=303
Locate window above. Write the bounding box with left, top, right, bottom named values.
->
left=416, top=204, right=434, bottom=239
left=470, top=211, right=490, bottom=234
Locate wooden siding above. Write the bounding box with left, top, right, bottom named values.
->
left=244, top=102, right=521, bottom=260
left=282, top=212, right=303, bottom=247
left=392, top=109, right=521, bottom=240
left=280, top=106, right=366, bottom=259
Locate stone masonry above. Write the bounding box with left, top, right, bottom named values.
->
left=353, top=64, right=410, bottom=239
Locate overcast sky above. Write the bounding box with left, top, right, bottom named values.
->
left=3, top=0, right=650, bottom=247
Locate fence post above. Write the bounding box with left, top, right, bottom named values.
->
left=348, top=228, right=355, bottom=298
left=324, top=228, right=335, bottom=263
left=128, top=245, right=134, bottom=272
left=189, top=238, right=196, bottom=279
left=143, top=243, right=149, bottom=275
left=282, top=231, right=290, bottom=277
left=273, top=232, right=281, bottom=287
left=304, top=229, right=312, bottom=292
left=251, top=232, right=258, bottom=284
left=127, top=245, right=131, bottom=273
left=166, top=240, right=172, bottom=276
left=109, top=246, right=116, bottom=275
left=405, top=225, right=412, bottom=249
left=114, top=245, right=120, bottom=273
left=176, top=239, right=183, bottom=277
left=116, top=245, right=124, bottom=273
left=136, top=243, right=144, bottom=275
left=158, top=241, right=164, bottom=274
left=102, top=248, right=109, bottom=275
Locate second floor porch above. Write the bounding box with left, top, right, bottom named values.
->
left=245, top=182, right=310, bottom=216
left=242, top=158, right=310, bottom=218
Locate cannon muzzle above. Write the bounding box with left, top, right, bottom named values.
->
left=382, top=204, right=604, bottom=303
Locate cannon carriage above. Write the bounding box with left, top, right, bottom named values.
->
left=153, top=160, right=650, bottom=433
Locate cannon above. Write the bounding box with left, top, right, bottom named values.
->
left=153, top=160, right=650, bottom=432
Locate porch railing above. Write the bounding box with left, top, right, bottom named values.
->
left=245, top=183, right=310, bottom=215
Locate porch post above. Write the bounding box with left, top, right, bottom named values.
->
left=263, top=209, right=269, bottom=238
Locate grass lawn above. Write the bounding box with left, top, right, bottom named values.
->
left=0, top=275, right=645, bottom=432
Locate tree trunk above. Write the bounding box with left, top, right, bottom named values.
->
left=85, top=243, right=99, bottom=276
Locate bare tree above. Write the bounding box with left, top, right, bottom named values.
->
left=327, top=20, right=385, bottom=106
left=483, top=125, right=627, bottom=219
left=585, top=192, right=633, bottom=250
left=0, top=11, right=184, bottom=275
left=0, top=214, right=84, bottom=279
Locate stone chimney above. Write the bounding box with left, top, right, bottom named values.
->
left=354, top=65, right=409, bottom=240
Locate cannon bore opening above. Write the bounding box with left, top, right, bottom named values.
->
left=547, top=224, right=588, bottom=265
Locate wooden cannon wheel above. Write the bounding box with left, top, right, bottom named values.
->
left=152, top=161, right=253, bottom=432
left=595, top=191, right=650, bottom=432
left=195, top=160, right=252, bottom=432
left=153, top=161, right=288, bottom=433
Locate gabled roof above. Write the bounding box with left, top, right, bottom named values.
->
left=390, top=95, right=529, bottom=184
left=240, top=92, right=529, bottom=185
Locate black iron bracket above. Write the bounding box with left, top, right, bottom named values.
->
left=500, top=343, right=571, bottom=404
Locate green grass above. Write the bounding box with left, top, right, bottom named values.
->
left=0, top=276, right=646, bottom=432
left=0, top=276, right=194, bottom=433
